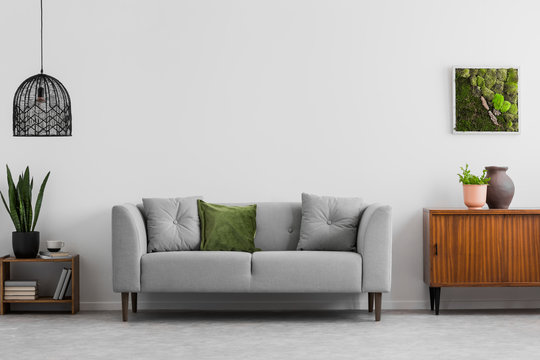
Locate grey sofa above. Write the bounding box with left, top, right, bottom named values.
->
left=112, top=202, right=392, bottom=321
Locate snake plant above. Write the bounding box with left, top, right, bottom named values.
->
left=0, top=166, right=50, bottom=232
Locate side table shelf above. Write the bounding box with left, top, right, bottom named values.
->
left=0, top=254, right=80, bottom=314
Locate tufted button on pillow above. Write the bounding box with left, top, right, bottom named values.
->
left=288, top=227, right=293, bottom=233
left=297, top=193, right=366, bottom=251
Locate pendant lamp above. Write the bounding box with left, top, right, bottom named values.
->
left=13, top=0, right=72, bottom=136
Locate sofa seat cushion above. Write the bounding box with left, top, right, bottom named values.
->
left=251, top=251, right=362, bottom=293
left=141, top=251, right=252, bottom=292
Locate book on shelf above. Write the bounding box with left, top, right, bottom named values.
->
left=4, top=280, right=37, bottom=287
left=59, top=269, right=72, bottom=299
left=53, top=268, right=68, bottom=300
left=3, top=294, right=38, bottom=300
left=2, top=286, right=36, bottom=291
left=39, top=251, right=72, bottom=259
left=4, top=290, right=38, bottom=296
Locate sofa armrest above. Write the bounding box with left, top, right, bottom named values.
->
left=357, top=203, right=392, bottom=293
left=112, top=204, right=147, bottom=293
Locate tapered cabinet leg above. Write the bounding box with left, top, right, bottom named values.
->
left=368, top=293, right=374, bottom=312
left=131, top=293, right=138, bottom=313
left=121, top=293, right=129, bottom=321
left=374, top=293, right=382, bottom=321
left=429, top=287, right=435, bottom=311
left=434, top=287, right=441, bottom=315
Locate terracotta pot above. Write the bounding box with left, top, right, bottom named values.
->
left=485, top=166, right=515, bottom=209
left=462, top=184, right=487, bottom=210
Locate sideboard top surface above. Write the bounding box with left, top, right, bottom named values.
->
left=423, top=208, right=540, bottom=215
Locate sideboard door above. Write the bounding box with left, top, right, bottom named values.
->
left=431, top=215, right=504, bottom=285
left=503, top=215, right=540, bottom=284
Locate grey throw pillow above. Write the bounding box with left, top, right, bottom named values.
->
left=297, top=193, right=365, bottom=251
left=143, top=196, right=202, bottom=252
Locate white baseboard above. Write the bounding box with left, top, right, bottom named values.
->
left=80, top=299, right=540, bottom=311
left=385, top=299, right=540, bottom=310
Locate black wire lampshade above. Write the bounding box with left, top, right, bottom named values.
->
left=13, top=73, right=72, bottom=136
left=12, top=0, right=72, bottom=137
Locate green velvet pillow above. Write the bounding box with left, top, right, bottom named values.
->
left=197, top=200, right=260, bottom=253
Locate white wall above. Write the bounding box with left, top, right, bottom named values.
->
left=1, top=0, right=540, bottom=311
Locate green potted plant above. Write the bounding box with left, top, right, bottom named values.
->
left=458, top=164, right=490, bottom=209
left=0, top=166, right=50, bottom=258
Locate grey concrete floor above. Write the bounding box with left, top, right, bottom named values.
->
left=0, top=309, right=539, bottom=359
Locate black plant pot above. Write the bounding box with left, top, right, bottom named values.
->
left=12, top=231, right=40, bottom=258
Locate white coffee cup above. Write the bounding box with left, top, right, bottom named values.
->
left=47, top=240, right=64, bottom=252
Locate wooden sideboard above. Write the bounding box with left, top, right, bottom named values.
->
left=423, top=208, right=540, bottom=314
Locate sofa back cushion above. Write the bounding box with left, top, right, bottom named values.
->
left=138, top=202, right=304, bottom=251
left=251, top=202, right=302, bottom=251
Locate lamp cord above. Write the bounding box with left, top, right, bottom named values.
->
left=40, top=0, right=43, bottom=74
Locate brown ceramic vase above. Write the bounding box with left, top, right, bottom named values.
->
left=485, top=166, right=514, bottom=209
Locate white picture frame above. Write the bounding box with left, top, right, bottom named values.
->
left=453, top=66, right=520, bottom=135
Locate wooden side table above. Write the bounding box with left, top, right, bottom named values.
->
left=0, top=254, right=80, bottom=314
left=424, top=209, right=540, bottom=314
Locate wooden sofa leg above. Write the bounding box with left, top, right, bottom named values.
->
left=131, top=293, right=138, bottom=313
left=374, top=293, right=382, bottom=321
left=368, top=293, right=374, bottom=312
left=121, top=293, right=129, bottom=321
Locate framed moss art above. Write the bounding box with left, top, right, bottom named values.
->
left=453, top=67, right=519, bottom=134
